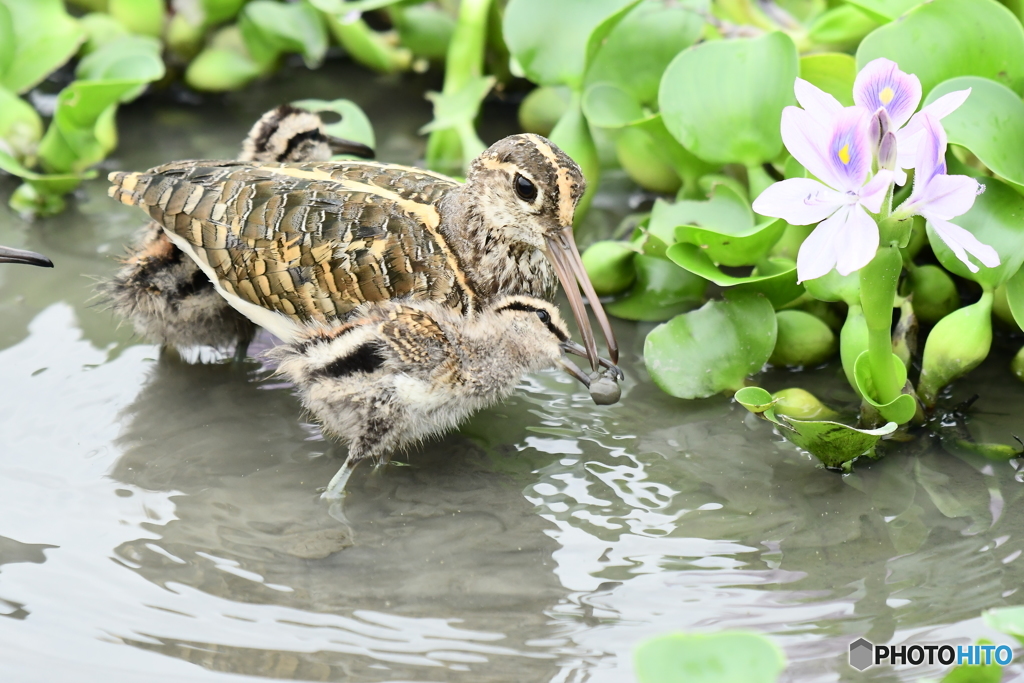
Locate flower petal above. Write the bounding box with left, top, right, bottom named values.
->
left=853, top=58, right=922, bottom=129
left=781, top=106, right=843, bottom=189
left=911, top=112, right=947, bottom=189
left=834, top=204, right=879, bottom=276
left=928, top=217, right=1000, bottom=272
left=917, top=174, right=981, bottom=221
left=794, top=78, right=843, bottom=129
left=896, top=90, right=970, bottom=171
left=921, top=88, right=971, bottom=122
left=827, top=106, right=873, bottom=192
left=752, top=178, right=844, bottom=225
left=796, top=206, right=845, bottom=283
left=858, top=169, right=894, bottom=213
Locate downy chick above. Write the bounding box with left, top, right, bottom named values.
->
left=270, top=295, right=620, bottom=499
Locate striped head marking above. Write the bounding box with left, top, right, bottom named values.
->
left=465, top=134, right=585, bottom=250
left=240, top=104, right=374, bottom=163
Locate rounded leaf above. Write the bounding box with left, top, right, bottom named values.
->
left=775, top=415, right=897, bottom=469
left=909, top=264, right=959, bottom=324
left=856, top=0, right=1024, bottom=97
left=852, top=352, right=918, bottom=424
left=659, top=31, right=798, bottom=165
left=635, top=631, right=785, bottom=683
left=615, top=125, right=682, bottom=194
left=668, top=243, right=803, bottom=308
left=605, top=254, right=707, bottom=322
left=925, top=77, right=1024, bottom=195
left=799, top=53, right=856, bottom=106
left=644, top=292, right=777, bottom=398
left=735, top=386, right=775, bottom=414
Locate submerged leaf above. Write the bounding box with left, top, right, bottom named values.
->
left=634, top=631, right=786, bottom=683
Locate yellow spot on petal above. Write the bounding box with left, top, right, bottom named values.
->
left=879, top=86, right=894, bottom=104
left=838, top=144, right=851, bottom=165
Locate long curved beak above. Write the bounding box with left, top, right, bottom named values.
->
left=545, top=227, right=618, bottom=371
left=326, top=135, right=375, bottom=159
left=0, top=246, right=53, bottom=267
left=560, top=339, right=624, bottom=380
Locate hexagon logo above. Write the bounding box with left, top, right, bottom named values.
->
left=849, top=638, right=874, bottom=671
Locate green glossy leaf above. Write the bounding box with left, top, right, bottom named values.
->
left=985, top=607, right=1024, bottom=645
left=857, top=0, right=1024, bottom=96
left=0, top=4, right=12, bottom=76
left=634, top=631, right=785, bottom=683
left=807, top=6, right=878, bottom=51
left=845, top=0, right=921, bottom=22
left=79, top=12, right=130, bottom=55
left=185, top=45, right=262, bottom=91
left=1006, top=267, right=1024, bottom=332
left=503, top=0, right=635, bottom=88
left=840, top=304, right=868, bottom=396
left=941, top=641, right=1004, bottom=683
left=584, top=0, right=703, bottom=107
left=678, top=218, right=787, bottom=268
left=926, top=177, right=1024, bottom=288
left=421, top=76, right=495, bottom=134
left=76, top=35, right=164, bottom=103
left=774, top=414, right=897, bottom=468
left=108, top=0, right=164, bottom=37
left=581, top=82, right=646, bottom=129
left=324, top=12, right=411, bottom=74
left=918, top=293, right=994, bottom=406
left=648, top=185, right=752, bottom=246
left=632, top=114, right=718, bottom=189
left=925, top=77, right=1024, bottom=195
left=735, top=386, right=775, bottom=414
left=291, top=98, right=375, bottom=150
left=644, top=291, right=776, bottom=398
left=910, top=264, right=960, bottom=324
left=241, top=0, right=327, bottom=69
left=667, top=243, right=803, bottom=308
left=770, top=310, right=837, bottom=367
left=37, top=79, right=141, bottom=174
left=799, top=53, right=856, bottom=106
left=0, top=86, right=42, bottom=161
left=659, top=31, right=798, bottom=165
left=202, top=0, right=247, bottom=25
left=0, top=0, right=85, bottom=94
left=853, top=351, right=918, bottom=424
left=392, top=4, right=455, bottom=60
left=606, top=254, right=707, bottom=322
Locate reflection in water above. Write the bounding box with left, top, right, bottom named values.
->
left=2, top=60, right=1024, bottom=682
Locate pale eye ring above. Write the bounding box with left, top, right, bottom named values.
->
left=514, top=173, right=538, bottom=201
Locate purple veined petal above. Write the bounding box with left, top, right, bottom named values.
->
left=910, top=112, right=947, bottom=193
left=781, top=106, right=845, bottom=190
left=858, top=169, right=894, bottom=213
left=794, top=78, right=843, bottom=129
left=752, top=178, right=845, bottom=225
left=853, top=58, right=922, bottom=129
left=826, top=106, right=873, bottom=192
left=834, top=204, right=880, bottom=276
left=796, top=206, right=846, bottom=283
left=916, top=174, right=982, bottom=220
left=927, top=217, right=1000, bottom=273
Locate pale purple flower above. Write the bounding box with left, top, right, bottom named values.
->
left=753, top=106, right=893, bottom=282
left=895, top=113, right=998, bottom=273
left=795, top=59, right=972, bottom=185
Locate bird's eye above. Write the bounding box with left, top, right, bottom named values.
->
left=535, top=309, right=551, bottom=324
left=514, top=173, right=538, bottom=201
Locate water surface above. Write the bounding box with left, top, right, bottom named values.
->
left=2, top=61, right=1024, bottom=682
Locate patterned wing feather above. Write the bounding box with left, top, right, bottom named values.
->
left=108, top=160, right=474, bottom=325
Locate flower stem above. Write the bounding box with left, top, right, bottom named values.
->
left=859, top=245, right=903, bottom=405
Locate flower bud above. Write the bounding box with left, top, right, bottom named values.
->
left=918, top=293, right=993, bottom=406
left=878, top=131, right=897, bottom=171
left=769, top=310, right=837, bottom=367
left=581, top=241, right=636, bottom=297
left=771, top=388, right=837, bottom=420
left=909, top=264, right=959, bottom=324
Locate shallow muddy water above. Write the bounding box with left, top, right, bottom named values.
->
left=2, top=61, right=1024, bottom=682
